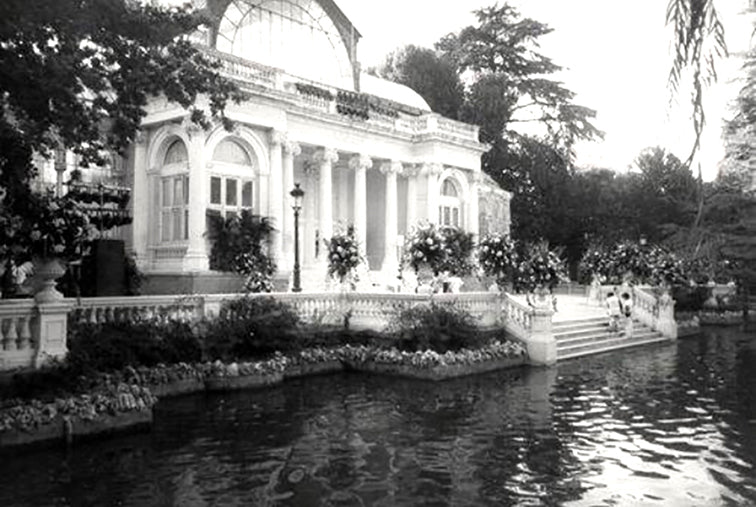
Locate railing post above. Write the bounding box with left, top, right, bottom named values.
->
left=528, top=305, right=556, bottom=366
left=34, top=300, right=73, bottom=368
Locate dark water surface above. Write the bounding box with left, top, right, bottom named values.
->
left=1, top=327, right=755, bottom=506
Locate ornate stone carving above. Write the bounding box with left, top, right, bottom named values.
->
left=403, top=163, right=422, bottom=178
left=348, top=154, right=373, bottom=171
left=283, top=140, right=301, bottom=157
left=313, top=147, right=339, bottom=164
left=379, top=161, right=403, bottom=175
left=421, top=162, right=443, bottom=177
left=269, top=129, right=286, bottom=146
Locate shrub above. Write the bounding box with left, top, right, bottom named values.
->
left=327, top=224, right=362, bottom=284
left=206, top=210, right=275, bottom=292
left=202, top=296, right=300, bottom=360
left=672, top=286, right=711, bottom=313
left=388, top=303, right=485, bottom=353
left=66, top=320, right=202, bottom=375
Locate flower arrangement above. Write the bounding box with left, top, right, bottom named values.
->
left=478, top=232, right=518, bottom=289
left=20, top=191, right=95, bottom=262
left=403, top=223, right=475, bottom=276
left=513, top=241, right=569, bottom=293
left=327, top=224, right=362, bottom=285
left=579, top=241, right=686, bottom=286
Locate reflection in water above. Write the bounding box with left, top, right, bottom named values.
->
left=0, top=327, right=755, bottom=506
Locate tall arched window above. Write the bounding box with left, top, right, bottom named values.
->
left=160, top=139, right=189, bottom=242
left=439, top=178, right=463, bottom=228
left=208, top=138, right=257, bottom=219
left=216, top=0, right=353, bottom=88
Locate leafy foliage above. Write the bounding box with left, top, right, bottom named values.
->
left=67, top=320, right=202, bottom=376
left=388, top=303, right=485, bottom=353
left=374, top=45, right=464, bottom=118
left=202, top=296, right=300, bottom=361
left=207, top=210, right=276, bottom=292
left=579, top=241, right=686, bottom=286
left=0, top=0, right=240, bottom=268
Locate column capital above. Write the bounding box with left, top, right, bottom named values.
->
left=379, top=160, right=403, bottom=175
left=283, top=140, right=301, bottom=157
left=269, top=129, right=286, bottom=147
left=348, top=154, right=373, bottom=171
left=313, top=147, right=339, bottom=165
left=403, top=163, right=422, bottom=177
left=421, top=162, right=443, bottom=176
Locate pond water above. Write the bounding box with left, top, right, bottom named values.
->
left=1, top=326, right=755, bottom=506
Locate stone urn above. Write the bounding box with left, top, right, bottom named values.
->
left=32, top=257, right=66, bottom=303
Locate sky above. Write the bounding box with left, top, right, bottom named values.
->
left=337, top=0, right=753, bottom=180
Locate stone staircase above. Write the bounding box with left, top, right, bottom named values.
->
left=555, top=316, right=670, bottom=361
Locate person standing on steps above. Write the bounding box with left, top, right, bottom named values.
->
left=605, top=291, right=622, bottom=332
left=620, top=292, right=634, bottom=337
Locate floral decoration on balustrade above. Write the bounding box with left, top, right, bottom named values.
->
left=21, top=190, right=95, bottom=262
left=479, top=235, right=567, bottom=293
left=579, top=241, right=686, bottom=286
left=478, top=232, right=518, bottom=289
left=327, top=224, right=362, bottom=286
left=514, top=241, right=569, bottom=293
left=403, top=223, right=475, bottom=276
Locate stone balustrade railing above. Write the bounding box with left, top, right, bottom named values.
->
left=198, top=47, right=480, bottom=144
left=0, top=290, right=557, bottom=372
left=633, top=286, right=677, bottom=339
left=69, top=295, right=206, bottom=325
left=0, top=300, right=36, bottom=370
left=499, top=294, right=533, bottom=341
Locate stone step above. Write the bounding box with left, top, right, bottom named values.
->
left=557, top=333, right=669, bottom=360
left=552, top=317, right=607, bottom=331
left=557, top=328, right=659, bottom=348
left=555, top=320, right=653, bottom=340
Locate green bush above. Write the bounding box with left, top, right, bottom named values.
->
left=66, top=320, right=202, bottom=375
left=202, top=296, right=300, bottom=360
left=388, top=303, right=485, bottom=353
left=672, top=286, right=711, bottom=313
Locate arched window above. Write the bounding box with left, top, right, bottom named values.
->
left=439, top=177, right=463, bottom=228
left=213, top=139, right=252, bottom=165
left=216, top=0, right=353, bottom=88
left=164, top=140, right=188, bottom=165
left=209, top=138, right=256, bottom=218
left=160, top=139, right=189, bottom=243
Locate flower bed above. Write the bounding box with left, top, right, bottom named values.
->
left=699, top=310, right=743, bottom=326
left=0, top=383, right=155, bottom=448
left=283, top=348, right=344, bottom=379
left=0, top=336, right=530, bottom=451
left=338, top=341, right=527, bottom=381
left=203, top=356, right=287, bottom=392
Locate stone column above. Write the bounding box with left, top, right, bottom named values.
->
left=405, top=164, right=420, bottom=231
left=282, top=140, right=301, bottom=269
left=381, top=161, right=402, bottom=284
left=130, top=131, right=149, bottom=268
left=314, top=147, right=338, bottom=241
left=349, top=154, right=372, bottom=252
left=269, top=130, right=285, bottom=265
left=184, top=124, right=208, bottom=271
left=468, top=171, right=480, bottom=236
left=424, top=162, right=443, bottom=224
left=527, top=295, right=556, bottom=366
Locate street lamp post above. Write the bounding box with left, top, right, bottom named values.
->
left=290, top=183, right=305, bottom=292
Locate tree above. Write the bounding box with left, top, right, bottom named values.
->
left=632, top=147, right=698, bottom=242
left=0, top=0, right=241, bottom=277
left=666, top=0, right=728, bottom=166
left=374, top=45, right=464, bottom=119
